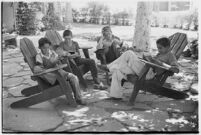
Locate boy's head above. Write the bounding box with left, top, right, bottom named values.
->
left=63, top=30, right=73, bottom=41
left=156, top=37, right=171, bottom=54
left=102, top=26, right=112, bottom=39
left=38, top=37, right=51, bottom=54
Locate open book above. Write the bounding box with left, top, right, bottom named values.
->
left=139, top=55, right=171, bottom=71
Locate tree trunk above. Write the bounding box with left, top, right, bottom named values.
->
left=65, top=2, right=73, bottom=25
left=133, top=2, right=151, bottom=52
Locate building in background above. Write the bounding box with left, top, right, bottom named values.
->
left=2, top=2, right=18, bottom=33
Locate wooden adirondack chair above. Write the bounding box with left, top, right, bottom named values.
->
left=127, top=32, right=189, bottom=105
left=45, top=30, right=93, bottom=89
left=10, top=37, right=77, bottom=108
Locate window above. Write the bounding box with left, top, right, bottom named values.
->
left=170, top=2, right=190, bottom=11
left=159, top=2, right=169, bottom=11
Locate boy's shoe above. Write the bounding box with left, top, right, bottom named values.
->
left=93, top=82, right=107, bottom=90
left=107, top=97, right=122, bottom=101
left=97, top=64, right=109, bottom=72
left=76, top=99, right=87, bottom=105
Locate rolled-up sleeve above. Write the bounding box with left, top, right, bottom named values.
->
left=96, top=37, right=104, bottom=50
left=36, top=54, right=43, bottom=64
left=169, top=53, right=179, bottom=69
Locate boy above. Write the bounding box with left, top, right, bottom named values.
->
left=98, top=37, right=179, bottom=99
left=59, top=30, right=106, bottom=89
left=95, top=26, right=128, bottom=64
left=34, top=37, right=86, bottom=105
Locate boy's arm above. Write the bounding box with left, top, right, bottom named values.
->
left=75, top=41, right=80, bottom=55
left=34, top=54, right=45, bottom=73
left=152, top=54, right=179, bottom=73
left=55, top=46, right=70, bottom=57
left=168, top=54, right=179, bottom=73
left=49, top=51, right=62, bottom=65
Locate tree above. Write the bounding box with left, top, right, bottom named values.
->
left=86, top=1, right=109, bottom=24
left=133, top=2, right=152, bottom=52
left=65, top=2, right=73, bottom=25
left=42, top=3, right=65, bottom=30
left=112, top=10, right=130, bottom=25
left=16, top=2, right=37, bottom=35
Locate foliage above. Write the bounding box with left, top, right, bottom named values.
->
left=87, top=1, right=109, bottom=17
left=42, top=3, right=65, bottom=30
left=183, top=8, right=198, bottom=25
left=29, top=2, right=43, bottom=11
left=84, top=1, right=109, bottom=23
left=75, top=2, right=133, bottom=25
left=16, top=2, right=37, bottom=35
left=72, top=8, right=80, bottom=22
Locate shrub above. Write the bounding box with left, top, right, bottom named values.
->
left=16, top=2, right=37, bottom=35
left=42, top=3, right=65, bottom=30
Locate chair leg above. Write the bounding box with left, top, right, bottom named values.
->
left=56, top=71, right=77, bottom=107
left=21, top=85, right=41, bottom=96
left=82, top=49, right=90, bottom=58
left=11, top=85, right=63, bottom=108
left=69, top=59, right=88, bottom=90
left=106, top=72, right=110, bottom=85
left=128, top=81, right=141, bottom=105
left=144, top=83, right=189, bottom=99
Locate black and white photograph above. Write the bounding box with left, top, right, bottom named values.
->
left=2, top=0, right=199, bottom=133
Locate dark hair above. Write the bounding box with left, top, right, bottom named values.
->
left=156, top=37, right=170, bottom=47
left=102, top=26, right=112, bottom=33
left=63, top=30, right=72, bottom=37
left=38, top=37, right=51, bottom=48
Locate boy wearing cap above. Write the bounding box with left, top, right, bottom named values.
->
left=96, top=26, right=128, bottom=64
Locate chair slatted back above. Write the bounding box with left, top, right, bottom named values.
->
left=20, top=38, right=38, bottom=72
left=45, top=30, right=63, bottom=46
left=169, top=32, right=188, bottom=59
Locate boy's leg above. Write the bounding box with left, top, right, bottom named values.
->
left=75, top=57, right=100, bottom=84
left=65, top=72, right=83, bottom=102
left=109, top=70, right=125, bottom=98
left=105, top=43, right=121, bottom=63
left=108, top=50, right=144, bottom=76
left=95, top=49, right=107, bottom=64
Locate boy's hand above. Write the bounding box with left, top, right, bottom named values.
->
left=50, top=55, right=60, bottom=64
left=169, top=66, right=179, bottom=73
left=33, top=66, right=44, bottom=73
left=68, top=52, right=80, bottom=59
left=143, top=54, right=154, bottom=62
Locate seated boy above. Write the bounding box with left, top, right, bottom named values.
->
left=98, top=37, right=179, bottom=99
left=33, top=37, right=86, bottom=105
left=95, top=26, right=128, bottom=64
left=59, top=30, right=106, bottom=89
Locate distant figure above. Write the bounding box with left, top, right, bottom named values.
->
left=95, top=26, right=128, bottom=64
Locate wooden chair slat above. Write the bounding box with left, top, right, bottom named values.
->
left=171, top=34, right=186, bottom=57
left=20, top=38, right=36, bottom=71
left=169, top=33, right=181, bottom=50
left=45, top=30, right=62, bottom=46
left=175, top=38, right=188, bottom=59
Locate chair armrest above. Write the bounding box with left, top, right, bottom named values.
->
left=79, top=46, right=93, bottom=58
left=3, top=33, right=17, bottom=41
left=79, top=46, right=93, bottom=50
left=139, top=58, right=171, bottom=71
left=32, top=64, right=67, bottom=77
